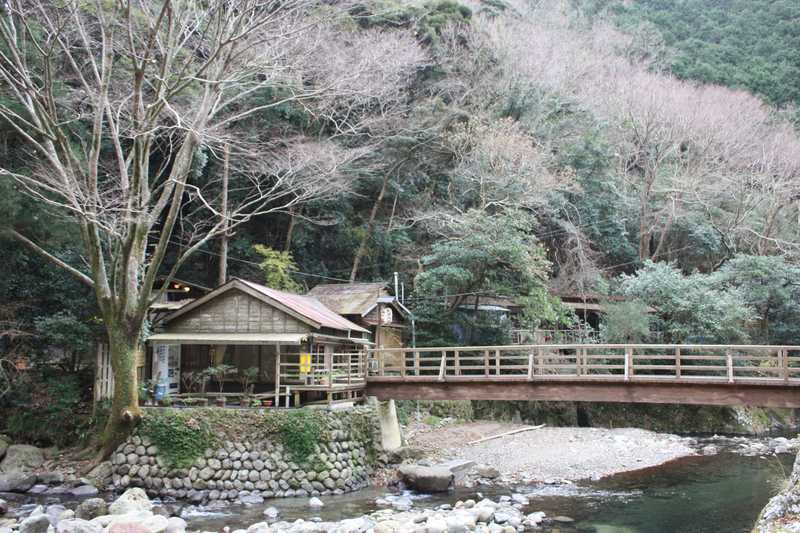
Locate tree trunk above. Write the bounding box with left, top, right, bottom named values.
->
left=350, top=173, right=390, bottom=282
left=284, top=208, right=297, bottom=252
left=97, top=327, right=142, bottom=460
left=218, top=144, right=230, bottom=286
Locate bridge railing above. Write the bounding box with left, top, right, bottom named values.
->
left=366, top=344, right=800, bottom=384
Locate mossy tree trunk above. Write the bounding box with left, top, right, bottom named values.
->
left=99, top=328, right=144, bottom=458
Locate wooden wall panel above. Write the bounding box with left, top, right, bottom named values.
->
left=169, top=289, right=311, bottom=334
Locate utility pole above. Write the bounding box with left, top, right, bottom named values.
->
left=217, top=144, right=230, bottom=287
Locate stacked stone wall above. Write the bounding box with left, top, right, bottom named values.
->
left=109, top=407, right=381, bottom=503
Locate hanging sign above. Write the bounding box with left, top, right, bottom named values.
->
left=299, top=353, right=312, bottom=374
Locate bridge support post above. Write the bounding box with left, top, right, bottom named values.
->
left=367, top=396, right=402, bottom=452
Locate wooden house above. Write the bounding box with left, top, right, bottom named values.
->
left=306, top=282, right=409, bottom=350
left=128, top=278, right=369, bottom=406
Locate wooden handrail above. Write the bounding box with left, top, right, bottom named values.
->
left=365, top=344, right=800, bottom=387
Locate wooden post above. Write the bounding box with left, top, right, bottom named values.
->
left=527, top=350, right=534, bottom=381
left=484, top=350, right=490, bottom=377
left=782, top=349, right=789, bottom=382
left=624, top=347, right=632, bottom=381
left=414, top=350, right=420, bottom=377
left=495, top=349, right=500, bottom=376
left=537, top=347, right=543, bottom=377
left=454, top=350, right=460, bottom=376
left=675, top=346, right=681, bottom=379
left=727, top=351, right=734, bottom=383
left=400, top=350, right=406, bottom=378
left=438, top=351, right=447, bottom=382
left=275, top=344, right=281, bottom=401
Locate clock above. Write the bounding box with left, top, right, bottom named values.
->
left=381, top=307, right=393, bottom=324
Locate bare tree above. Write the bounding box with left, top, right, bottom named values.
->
left=0, top=0, right=424, bottom=457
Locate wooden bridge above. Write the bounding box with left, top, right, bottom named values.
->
left=363, top=344, right=800, bottom=408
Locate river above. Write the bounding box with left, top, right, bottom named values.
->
left=4, top=449, right=792, bottom=532
left=174, top=450, right=792, bottom=532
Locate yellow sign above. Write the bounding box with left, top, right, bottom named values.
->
left=299, top=353, right=312, bottom=374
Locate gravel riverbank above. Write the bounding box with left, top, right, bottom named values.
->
left=406, top=422, right=697, bottom=483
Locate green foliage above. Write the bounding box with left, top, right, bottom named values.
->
left=600, top=300, right=652, bottom=343
left=253, top=245, right=301, bottom=292
left=413, top=210, right=556, bottom=345
left=712, top=255, right=800, bottom=344
left=619, top=261, right=753, bottom=343
left=1, top=371, right=92, bottom=447
left=416, top=0, right=472, bottom=46
left=139, top=409, right=217, bottom=469
left=33, top=311, right=92, bottom=355
left=611, top=0, right=800, bottom=108
left=263, top=409, right=325, bottom=464
left=205, top=364, right=236, bottom=394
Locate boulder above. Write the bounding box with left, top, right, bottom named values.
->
left=18, top=514, right=50, bottom=533
left=107, top=524, right=150, bottom=533
left=86, top=462, right=112, bottom=484
left=75, top=498, right=108, bottom=520
left=0, top=498, right=6, bottom=515
left=245, top=523, right=272, bottom=533
left=309, top=497, right=324, bottom=508
left=55, top=519, right=102, bottom=533
left=165, top=517, right=187, bottom=533
left=70, top=485, right=99, bottom=497
left=475, top=465, right=500, bottom=479
left=386, top=447, right=426, bottom=464
left=398, top=465, right=454, bottom=493
left=38, top=472, right=65, bottom=485
left=45, top=504, right=68, bottom=526
left=0, top=445, right=44, bottom=473
left=109, top=488, right=152, bottom=515
left=0, top=471, right=38, bottom=492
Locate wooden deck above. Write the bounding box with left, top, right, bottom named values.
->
left=364, top=344, right=800, bottom=407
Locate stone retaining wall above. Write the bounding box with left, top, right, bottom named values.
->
left=109, top=407, right=382, bottom=503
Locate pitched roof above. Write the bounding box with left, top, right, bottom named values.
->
left=237, top=279, right=369, bottom=333
left=164, top=278, right=369, bottom=334
left=306, top=282, right=390, bottom=316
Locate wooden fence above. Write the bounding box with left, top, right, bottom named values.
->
left=366, top=344, right=800, bottom=385
left=280, top=352, right=366, bottom=388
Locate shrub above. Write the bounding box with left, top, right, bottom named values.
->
left=1, top=370, right=92, bottom=448
left=139, top=409, right=217, bottom=469
left=268, top=410, right=324, bottom=464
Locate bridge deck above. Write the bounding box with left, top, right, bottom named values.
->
left=364, top=344, right=800, bottom=407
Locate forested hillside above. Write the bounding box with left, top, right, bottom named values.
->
left=604, top=0, right=800, bottom=110
left=2, top=0, right=800, bottom=368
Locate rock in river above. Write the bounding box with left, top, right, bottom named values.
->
left=0, top=445, right=44, bottom=473
left=398, top=464, right=454, bottom=492
left=0, top=471, right=37, bottom=492
left=108, top=488, right=152, bottom=515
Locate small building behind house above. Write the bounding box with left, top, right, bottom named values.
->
left=306, top=282, right=409, bottom=350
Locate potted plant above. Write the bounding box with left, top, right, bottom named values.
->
left=158, top=395, right=173, bottom=407
left=239, top=367, right=259, bottom=402
left=139, top=379, right=157, bottom=406
left=205, top=364, right=235, bottom=407
left=261, top=398, right=273, bottom=407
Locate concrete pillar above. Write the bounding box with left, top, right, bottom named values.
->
left=368, top=396, right=402, bottom=451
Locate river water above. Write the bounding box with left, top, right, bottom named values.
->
left=174, top=451, right=793, bottom=532
left=4, top=450, right=793, bottom=532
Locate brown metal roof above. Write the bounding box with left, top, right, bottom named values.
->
left=306, top=282, right=389, bottom=316
left=163, top=279, right=369, bottom=334
left=237, top=279, right=369, bottom=333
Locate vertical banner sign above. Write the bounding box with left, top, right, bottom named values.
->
left=299, top=353, right=312, bottom=374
